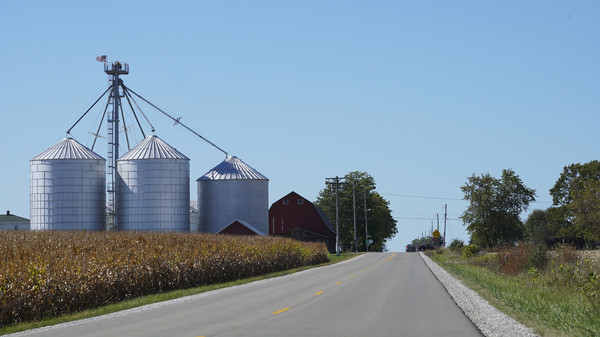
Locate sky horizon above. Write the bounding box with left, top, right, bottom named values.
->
left=1, top=1, right=599, bottom=251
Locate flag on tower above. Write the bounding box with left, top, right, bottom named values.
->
left=96, top=55, right=107, bottom=62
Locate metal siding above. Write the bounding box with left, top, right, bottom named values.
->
left=30, top=153, right=106, bottom=231
left=197, top=179, right=268, bottom=235
left=117, top=140, right=190, bottom=232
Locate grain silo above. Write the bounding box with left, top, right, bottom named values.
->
left=117, top=135, right=190, bottom=232
left=197, top=156, right=268, bottom=235
left=30, top=137, right=106, bottom=231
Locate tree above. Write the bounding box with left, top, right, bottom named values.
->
left=315, top=171, right=397, bottom=252
left=568, top=179, right=600, bottom=244
left=549, top=160, right=600, bottom=247
left=460, top=169, right=536, bottom=247
left=524, top=209, right=554, bottom=245
left=550, top=161, right=600, bottom=207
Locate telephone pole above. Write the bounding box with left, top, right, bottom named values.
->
left=326, top=176, right=345, bottom=256
left=353, top=182, right=357, bottom=253
left=443, top=204, right=447, bottom=247
left=364, top=189, right=369, bottom=252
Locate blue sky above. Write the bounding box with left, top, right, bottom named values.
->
left=1, top=1, right=599, bottom=251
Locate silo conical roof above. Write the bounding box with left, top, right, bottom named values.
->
left=31, top=137, right=104, bottom=160
left=198, top=156, right=268, bottom=181
left=119, top=135, right=189, bottom=160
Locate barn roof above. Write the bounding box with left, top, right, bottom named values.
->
left=314, top=204, right=335, bottom=234
left=216, top=219, right=265, bottom=235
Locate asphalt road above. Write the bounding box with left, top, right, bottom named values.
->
left=15, top=252, right=482, bottom=337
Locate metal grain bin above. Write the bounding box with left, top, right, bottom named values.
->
left=197, top=156, right=268, bottom=235
left=30, top=138, right=106, bottom=231
left=117, top=135, right=190, bottom=232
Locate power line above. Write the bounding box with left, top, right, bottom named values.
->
left=383, top=193, right=552, bottom=204
left=394, top=217, right=461, bottom=221
left=381, top=193, right=464, bottom=201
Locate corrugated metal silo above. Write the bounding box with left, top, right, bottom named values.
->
left=30, top=137, right=106, bottom=231
left=117, top=135, right=190, bottom=232
left=197, top=156, right=269, bottom=235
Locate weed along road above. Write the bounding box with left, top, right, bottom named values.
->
left=16, top=253, right=482, bottom=337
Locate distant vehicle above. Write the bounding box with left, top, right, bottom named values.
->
left=417, top=243, right=434, bottom=251
left=405, top=244, right=416, bottom=252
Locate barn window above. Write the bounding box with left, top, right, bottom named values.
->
left=297, top=198, right=304, bottom=205
left=283, top=199, right=289, bottom=205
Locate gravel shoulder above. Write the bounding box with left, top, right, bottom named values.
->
left=419, top=252, right=539, bottom=337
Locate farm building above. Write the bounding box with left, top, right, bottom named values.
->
left=116, top=135, right=190, bottom=232
left=217, top=219, right=263, bottom=236
left=30, top=137, right=106, bottom=231
left=197, top=156, right=268, bottom=235
left=269, top=191, right=336, bottom=251
left=0, top=211, right=30, bottom=230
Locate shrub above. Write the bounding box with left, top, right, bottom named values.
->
left=548, top=247, right=600, bottom=303
left=449, top=239, right=464, bottom=253
left=551, top=244, right=578, bottom=265
left=497, top=243, right=548, bottom=275
left=462, top=244, right=480, bottom=258
left=528, top=244, right=548, bottom=270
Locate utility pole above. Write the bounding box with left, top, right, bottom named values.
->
left=443, top=204, right=447, bottom=247
left=364, top=189, right=369, bottom=252
left=352, top=182, right=357, bottom=253
left=430, top=221, right=433, bottom=245
left=326, top=176, right=345, bottom=256
left=436, top=213, right=440, bottom=248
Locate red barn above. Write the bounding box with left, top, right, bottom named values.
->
left=269, top=191, right=336, bottom=251
left=217, top=220, right=263, bottom=236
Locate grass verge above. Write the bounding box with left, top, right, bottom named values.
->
left=429, top=250, right=600, bottom=337
left=0, top=252, right=359, bottom=336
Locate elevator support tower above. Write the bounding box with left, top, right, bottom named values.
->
left=104, top=61, right=128, bottom=230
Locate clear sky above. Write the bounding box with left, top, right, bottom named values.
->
left=1, top=1, right=599, bottom=252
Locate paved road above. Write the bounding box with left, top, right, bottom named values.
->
left=15, top=252, right=482, bottom=337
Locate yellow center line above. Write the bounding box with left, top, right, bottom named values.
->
left=314, top=291, right=323, bottom=296
left=360, top=270, right=365, bottom=273
left=336, top=281, right=342, bottom=285
left=385, top=252, right=397, bottom=262
left=350, top=275, right=355, bottom=278
left=273, top=308, right=290, bottom=315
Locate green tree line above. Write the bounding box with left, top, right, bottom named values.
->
left=461, top=161, right=600, bottom=248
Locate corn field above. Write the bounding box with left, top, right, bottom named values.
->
left=0, top=231, right=329, bottom=326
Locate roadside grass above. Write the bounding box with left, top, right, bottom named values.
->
left=0, top=253, right=359, bottom=336
left=429, top=249, right=600, bottom=337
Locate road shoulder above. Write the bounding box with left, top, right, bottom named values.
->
left=419, top=252, right=538, bottom=337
